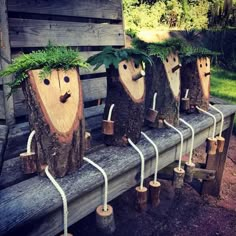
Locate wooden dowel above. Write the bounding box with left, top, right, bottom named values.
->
left=184, top=162, right=195, bottom=183
left=173, top=167, right=185, bottom=188
left=132, top=70, right=145, bottom=81
left=172, top=63, right=182, bottom=73
left=149, top=181, right=161, bottom=207
left=135, top=186, right=148, bottom=212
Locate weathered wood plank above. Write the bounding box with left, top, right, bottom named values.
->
left=7, top=0, right=122, bottom=20
left=0, top=0, right=15, bottom=124
left=0, top=90, right=6, bottom=119
left=0, top=124, right=8, bottom=173
left=13, top=77, right=106, bottom=117
left=0, top=105, right=235, bottom=236
left=9, top=18, right=125, bottom=48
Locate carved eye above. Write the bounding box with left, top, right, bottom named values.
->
left=64, top=76, right=70, bottom=83
left=173, top=57, right=176, bottom=62
left=200, top=64, right=202, bottom=68
left=123, top=64, right=127, bottom=70
left=134, top=63, right=139, bottom=69
left=44, top=79, right=50, bottom=85
left=206, top=63, right=208, bottom=67
left=166, top=58, right=169, bottom=63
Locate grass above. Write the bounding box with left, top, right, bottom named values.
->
left=211, top=66, right=236, bottom=133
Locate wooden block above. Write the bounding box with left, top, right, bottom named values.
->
left=96, top=204, right=116, bottom=235
left=173, top=167, right=185, bottom=188
left=149, top=180, right=161, bottom=207
left=184, top=162, right=195, bottom=183
left=135, top=186, right=148, bottom=212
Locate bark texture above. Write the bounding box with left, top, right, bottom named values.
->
left=145, top=57, right=180, bottom=127
left=22, top=73, right=85, bottom=178
left=181, top=59, right=209, bottom=112
left=103, top=66, right=145, bottom=146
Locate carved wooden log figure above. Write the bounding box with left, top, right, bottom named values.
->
left=22, top=69, right=85, bottom=177
left=181, top=57, right=210, bottom=112
left=145, top=52, right=181, bottom=127
left=103, top=60, right=145, bottom=146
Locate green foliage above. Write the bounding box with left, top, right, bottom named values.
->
left=0, top=46, right=89, bottom=96
left=87, top=47, right=152, bottom=70
left=132, top=36, right=219, bottom=62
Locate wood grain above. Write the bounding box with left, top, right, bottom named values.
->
left=7, top=0, right=122, bottom=20
left=9, top=18, right=125, bottom=48
left=0, top=105, right=235, bottom=236
left=0, top=90, right=6, bottom=119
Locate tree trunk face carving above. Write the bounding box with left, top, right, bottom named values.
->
left=163, top=52, right=181, bottom=100
left=197, top=57, right=210, bottom=100
left=145, top=54, right=180, bottom=127
left=118, top=59, right=145, bottom=102
left=23, top=69, right=85, bottom=177
left=103, top=62, right=145, bottom=146
left=181, top=57, right=210, bottom=112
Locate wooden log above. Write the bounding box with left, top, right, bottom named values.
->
left=22, top=69, right=85, bottom=177
left=96, top=204, right=116, bottom=235
left=184, top=162, right=195, bottom=183
left=206, top=137, right=218, bottom=155
left=135, top=186, right=148, bottom=212
left=216, top=136, right=225, bottom=153
left=103, top=61, right=145, bottom=146
left=145, top=53, right=181, bottom=127
left=149, top=180, right=161, bottom=207
left=173, top=167, right=185, bottom=188
left=180, top=98, right=190, bottom=112
left=19, top=152, right=37, bottom=174
left=181, top=57, right=211, bottom=113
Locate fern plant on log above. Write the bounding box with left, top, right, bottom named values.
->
left=0, top=46, right=89, bottom=177
left=87, top=47, right=152, bottom=146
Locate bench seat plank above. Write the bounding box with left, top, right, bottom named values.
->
left=0, top=105, right=235, bottom=236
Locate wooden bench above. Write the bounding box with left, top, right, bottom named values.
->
left=0, top=104, right=236, bottom=236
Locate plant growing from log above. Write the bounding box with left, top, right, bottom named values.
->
left=0, top=46, right=89, bottom=96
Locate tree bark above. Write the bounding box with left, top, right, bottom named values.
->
left=103, top=65, right=145, bottom=146
left=22, top=69, right=85, bottom=177
left=181, top=58, right=210, bottom=112
left=145, top=56, right=180, bottom=127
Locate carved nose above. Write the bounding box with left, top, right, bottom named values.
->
left=132, top=70, right=145, bottom=81
left=205, top=72, right=211, bottom=77
left=172, top=64, right=182, bottom=73
left=60, top=91, right=71, bottom=103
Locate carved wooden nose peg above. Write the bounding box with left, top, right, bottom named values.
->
left=102, top=104, right=115, bottom=135
left=172, top=63, right=182, bottom=73
left=205, top=72, right=211, bottom=77
left=132, top=70, right=145, bottom=81
left=60, top=91, right=71, bottom=103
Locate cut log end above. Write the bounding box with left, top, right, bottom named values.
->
left=20, top=152, right=37, bottom=174
left=173, top=167, right=185, bottom=189
left=135, top=186, right=148, bottom=212
left=96, top=205, right=116, bottom=235
left=206, top=137, right=218, bottom=155
left=216, top=136, right=225, bottom=153
left=184, top=162, right=196, bottom=183
left=149, top=180, right=161, bottom=207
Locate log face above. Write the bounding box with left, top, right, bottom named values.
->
left=118, top=59, right=145, bottom=102
left=163, top=52, right=181, bottom=99
left=197, top=57, right=210, bottom=100
left=103, top=64, right=145, bottom=146
left=22, top=69, right=85, bottom=177
left=181, top=57, right=210, bottom=112
left=145, top=55, right=180, bottom=126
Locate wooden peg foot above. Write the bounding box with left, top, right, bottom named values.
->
left=181, top=98, right=190, bottom=112
left=173, top=167, right=185, bottom=188
left=146, top=108, right=158, bottom=123
left=85, top=132, right=91, bottom=150
left=149, top=180, right=161, bottom=207
left=135, top=186, right=148, bottom=212
left=216, top=136, right=225, bottom=153
left=184, top=162, right=195, bottom=183
left=102, top=120, right=114, bottom=135
left=20, top=152, right=37, bottom=174
left=206, top=137, right=217, bottom=155
left=96, top=204, right=116, bottom=235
